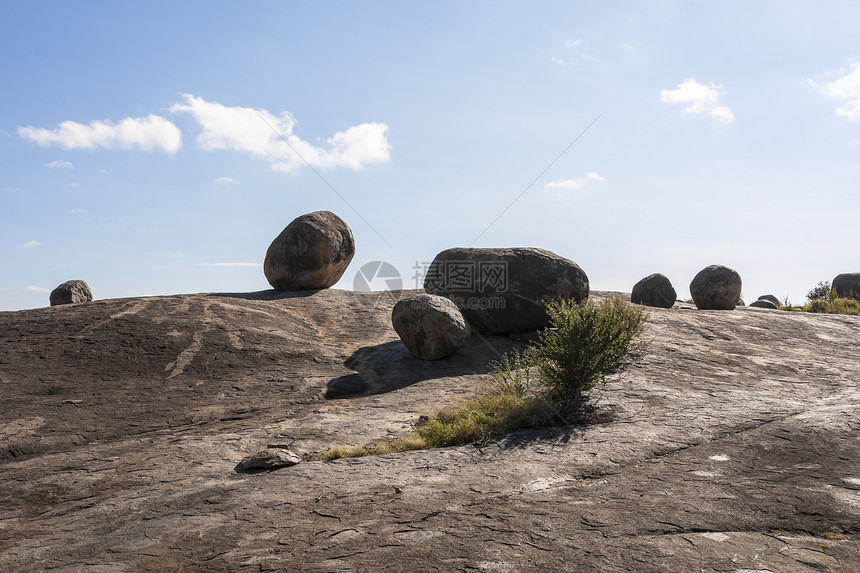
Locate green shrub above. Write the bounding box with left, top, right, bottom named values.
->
left=534, top=297, right=648, bottom=407
left=797, top=281, right=860, bottom=315
left=802, top=297, right=860, bottom=316
left=807, top=281, right=833, bottom=302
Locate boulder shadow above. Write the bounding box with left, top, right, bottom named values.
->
left=209, top=289, right=323, bottom=301
left=486, top=402, right=618, bottom=452
left=325, top=335, right=526, bottom=399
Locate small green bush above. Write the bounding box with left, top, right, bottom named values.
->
left=535, top=297, right=648, bottom=407
left=802, top=297, right=860, bottom=316
left=807, top=281, right=833, bottom=302
left=798, top=280, right=860, bottom=315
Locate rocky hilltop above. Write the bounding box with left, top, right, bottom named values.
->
left=1, top=289, right=858, bottom=572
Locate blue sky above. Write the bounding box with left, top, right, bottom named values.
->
left=2, top=1, right=859, bottom=311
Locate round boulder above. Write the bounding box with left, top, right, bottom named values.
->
left=749, top=299, right=778, bottom=309
left=631, top=273, right=676, bottom=309
left=264, top=211, right=355, bottom=291
left=689, top=265, right=742, bottom=310
left=832, top=273, right=860, bottom=300
left=392, top=294, right=471, bottom=360
left=757, top=294, right=780, bottom=307
left=423, top=247, right=589, bottom=335
left=49, top=280, right=93, bottom=306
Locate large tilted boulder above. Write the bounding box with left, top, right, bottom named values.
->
left=423, top=247, right=589, bottom=335
left=264, top=211, right=355, bottom=291
left=689, top=265, right=742, bottom=310
left=832, top=273, right=860, bottom=300
left=631, top=273, right=676, bottom=309
left=392, top=294, right=471, bottom=360
left=49, top=280, right=93, bottom=306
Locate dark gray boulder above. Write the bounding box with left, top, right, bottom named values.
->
left=49, top=280, right=93, bottom=306
left=423, top=247, right=589, bottom=335
left=392, top=294, right=471, bottom=360
left=750, top=299, right=778, bottom=309
left=264, top=211, right=355, bottom=291
left=832, top=273, right=860, bottom=300
left=631, top=273, right=676, bottom=309
left=689, top=265, right=742, bottom=310
left=757, top=294, right=781, bottom=307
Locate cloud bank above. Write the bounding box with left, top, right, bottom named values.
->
left=660, top=78, right=735, bottom=123
left=19, top=115, right=182, bottom=153
left=545, top=171, right=606, bottom=190
left=170, top=94, right=391, bottom=172
left=815, top=63, right=860, bottom=120
left=46, top=160, right=73, bottom=169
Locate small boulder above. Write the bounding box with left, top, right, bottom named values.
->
left=264, top=211, right=355, bottom=291
left=689, top=265, right=742, bottom=310
left=832, top=273, right=860, bottom=300
left=392, top=294, right=471, bottom=360
left=238, top=447, right=301, bottom=471
left=757, top=294, right=780, bottom=307
left=49, top=280, right=93, bottom=306
left=631, top=273, right=676, bottom=309
left=749, top=299, right=778, bottom=309
left=423, top=247, right=589, bottom=335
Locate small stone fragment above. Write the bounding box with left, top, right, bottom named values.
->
left=239, top=448, right=301, bottom=471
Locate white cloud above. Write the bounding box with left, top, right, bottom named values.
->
left=22, top=240, right=42, bottom=248
left=46, top=160, right=73, bottom=169
left=815, top=63, right=860, bottom=120
left=545, top=171, right=606, bottom=190
left=170, top=94, right=391, bottom=172
left=565, top=39, right=583, bottom=48
left=19, top=114, right=182, bottom=153
left=196, top=262, right=261, bottom=267
left=660, top=78, right=735, bottom=123
left=551, top=56, right=567, bottom=66
left=4, top=187, right=28, bottom=194
left=214, top=176, right=239, bottom=186
left=70, top=208, right=88, bottom=215
left=25, top=285, right=50, bottom=293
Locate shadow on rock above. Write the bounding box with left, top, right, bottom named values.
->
left=209, top=289, right=323, bottom=301
left=325, top=335, right=526, bottom=399
left=482, top=403, right=619, bottom=452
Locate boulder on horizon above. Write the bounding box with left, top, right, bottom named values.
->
left=689, top=265, right=742, bottom=311
left=264, top=211, right=355, bottom=291
left=832, top=273, right=860, bottom=300
left=631, top=273, right=676, bottom=308
left=423, top=247, right=589, bottom=335
left=49, top=280, right=93, bottom=306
